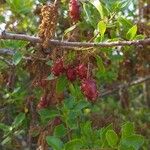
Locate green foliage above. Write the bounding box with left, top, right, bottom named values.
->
left=12, top=51, right=23, bottom=65
left=106, top=129, right=118, bottom=147
left=0, top=113, right=26, bottom=146
left=126, top=25, right=137, bottom=40
left=56, top=75, right=68, bottom=93
left=46, top=136, right=64, bottom=150
left=95, top=55, right=106, bottom=74
left=38, top=108, right=59, bottom=124
left=0, top=0, right=149, bottom=149
left=6, top=0, right=34, bottom=15
left=121, top=122, right=135, bottom=138
left=64, top=139, right=83, bottom=150
left=54, top=124, right=67, bottom=138
left=97, top=20, right=106, bottom=41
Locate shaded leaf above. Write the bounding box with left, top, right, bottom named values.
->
left=0, top=123, right=10, bottom=132
left=13, top=51, right=22, bottom=65
left=12, top=113, right=25, bottom=129
left=95, top=55, right=105, bottom=73
left=54, top=124, right=67, bottom=138
left=90, top=0, right=104, bottom=19
left=120, top=134, right=144, bottom=150
left=56, top=75, right=67, bottom=93
left=65, top=139, right=83, bottom=150
left=38, top=108, right=59, bottom=123
left=46, top=136, right=63, bottom=150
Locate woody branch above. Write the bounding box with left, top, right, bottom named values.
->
left=0, top=32, right=150, bottom=48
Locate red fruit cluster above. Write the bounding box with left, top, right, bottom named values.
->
left=51, top=58, right=64, bottom=76
left=69, top=0, right=80, bottom=22
left=51, top=58, right=98, bottom=102
left=81, top=79, right=98, bottom=102
left=39, top=78, right=47, bottom=88
left=66, top=67, right=76, bottom=81
left=66, top=63, right=88, bottom=81
left=37, top=95, right=48, bottom=109
left=76, top=64, right=87, bottom=79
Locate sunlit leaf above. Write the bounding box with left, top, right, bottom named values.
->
left=126, top=25, right=137, bottom=40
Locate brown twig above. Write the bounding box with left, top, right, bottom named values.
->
left=0, top=48, right=15, bottom=55
left=100, top=75, right=150, bottom=97
left=0, top=49, right=48, bottom=61
left=0, top=32, right=150, bottom=49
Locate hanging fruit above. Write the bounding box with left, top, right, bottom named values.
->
left=51, top=58, right=65, bottom=76
left=66, top=67, right=77, bottom=81
left=69, top=0, right=80, bottom=22
left=81, top=79, right=98, bottom=102
left=76, top=64, right=88, bottom=79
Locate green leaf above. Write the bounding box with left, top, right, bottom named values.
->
left=120, top=134, right=144, bottom=150
left=6, top=0, right=33, bottom=15
left=13, top=51, right=23, bottom=65
left=46, top=136, right=63, bottom=150
left=56, top=75, right=67, bottom=93
left=118, top=145, right=135, bottom=150
left=106, top=130, right=118, bottom=148
left=64, top=23, right=79, bottom=37
left=1, top=136, right=11, bottom=146
left=121, top=122, right=134, bottom=138
left=118, top=17, right=132, bottom=27
left=95, top=55, right=105, bottom=73
left=0, top=123, right=10, bottom=132
left=81, top=121, right=93, bottom=137
left=83, top=3, right=96, bottom=28
left=135, top=34, right=145, bottom=40
left=97, top=21, right=106, bottom=39
left=47, top=74, right=56, bottom=80
left=38, top=109, right=59, bottom=123
left=0, top=16, right=5, bottom=22
left=64, top=139, right=83, bottom=150
left=46, top=60, right=52, bottom=66
left=99, top=124, right=113, bottom=147
left=90, top=0, right=104, bottom=19
left=74, top=100, right=89, bottom=112
left=69, top=83, right=76, bottom=97
left=12, top=113, right=25, bottom=129
left=54, top=124, right=67, bottom=138
left=126, top=25, right=137, bottom=40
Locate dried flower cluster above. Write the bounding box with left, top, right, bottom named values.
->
left=39, top=3, right=58, bottom=48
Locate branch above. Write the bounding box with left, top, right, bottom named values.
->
left=0, top=32, right=150, bottom=48
left=101, top=75, right=150, bottom=97
left=0, top=48, right=15, bottom=55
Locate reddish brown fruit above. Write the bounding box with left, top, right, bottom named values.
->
left=51, top=58, right=64, bottom=76
left=81, top=79, right=98, bottom=102
left=53, top=117, right=62, bottom=126
left=39, top=79, right=47, bottom=88
left=66, top=67, right=76, bottom=81
left=123, top=59, right=132, bottom=68
left=76, top=64, right=87, bottom=79
left=69, top=0, right=80, bottom=22
left=37, top=95, right=48, bottom=109
left=104, top=59, right=112, bottom=66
